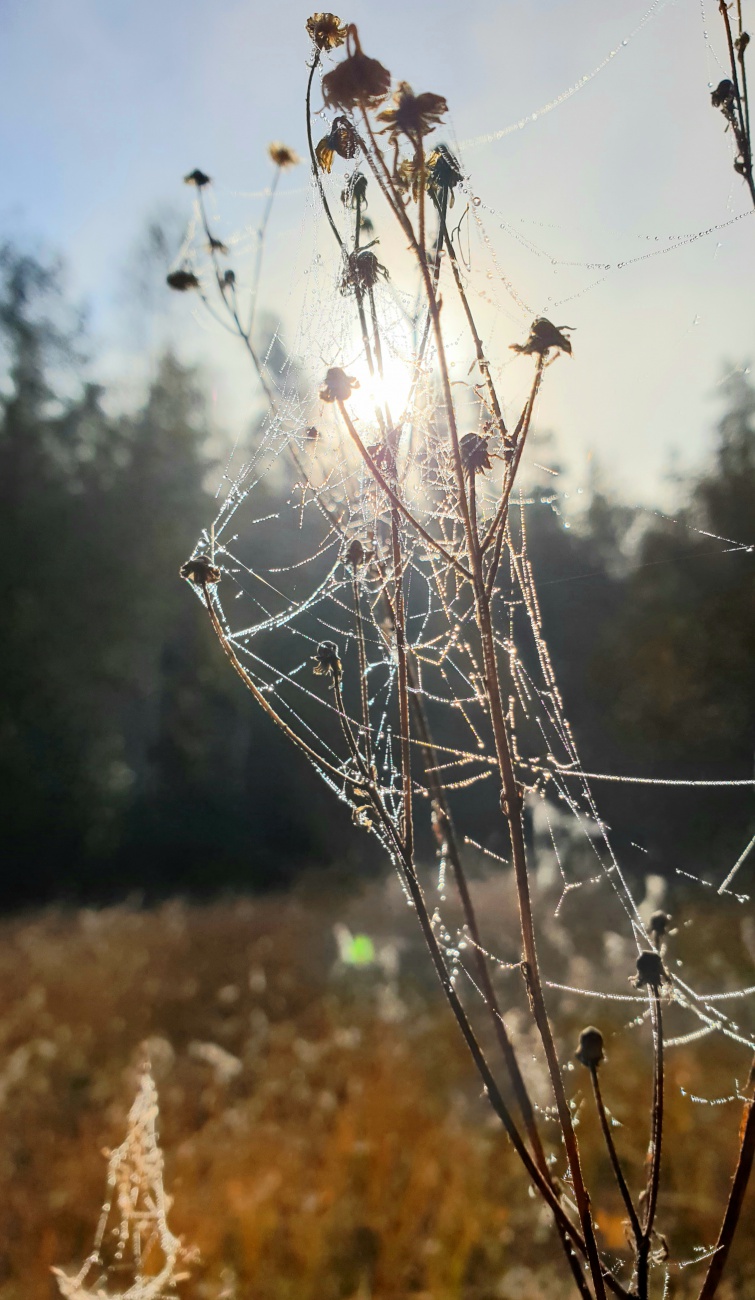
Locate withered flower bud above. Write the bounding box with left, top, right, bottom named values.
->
left=223, top=269, right=236, bottom=287
left=633, top=950, right=669, bottom=991
left=460, top=432, right=493, bottom=477
left=313, top=640, right=342, bottom=677
left=268, top=142, right=301, bottom=169
left=340, top=249, right=388, bottom=294
left=575, top=1026, right=604, bottom=1070
left=711, top=79, right=736, bottom=110
left=316, top=119, right=358, bottom=175
left=377, top=82, right=448, bottom=143
left=342, top=169, right=367, bottom=207
left=346, top=538, right=364, bottom=568
left=208, top=237, right=229, bottom=254
left=180, top=554, right=221, bottom=585
left=167, top=269, right=200, bottom=292
left=510, top=317, right=573, bottom=357
left=319, top=366, right=359, bottom=402
left=322, top=27, right=391, bottom=111
left=649, top=910, right=670, bottom=938
left=306, top=12, right=348, bottom=51
left=427, top=144, right=463, bottom=194
left=184, top=168, right=211, bottom=187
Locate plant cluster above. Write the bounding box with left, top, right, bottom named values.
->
left=159, top=12, right=755, bottom=1299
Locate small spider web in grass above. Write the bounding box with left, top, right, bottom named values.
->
left=52, top=1067, right=194, bottom=1300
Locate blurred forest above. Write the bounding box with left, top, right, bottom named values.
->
left=2, top=240, right=754, bottom=910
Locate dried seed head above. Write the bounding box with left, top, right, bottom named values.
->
left=313, top=640, right=342, bottom=677
left=184, top=168, right=211, bottom=187
left=711, top=79, right=736, bottom=110
left=166, top=269, right=200, bottom=292
left=223, top=269, right=236, bottom=288
left=346, top=538, right=365, bottom=569
left=180, top=554, right=221, bottom=585
left=268, top=142, right=301, bottom=169
left=575, top=1026, right=604, bottom=1069
left=377, top=82, right=448, bottom=143
left=649, top=910, right=670, bottom=938
left=510, top=317, right=573, bottom=357
left=319, top=366, right=359, bottom=402
left=633, top=950, right=669, bottom=991
left=322, top=28, right=391, bottom=111
left=340, top=249, right=388, bottom=294
left=208, top=236, right=229, bottom=254
left=306, top=12, right=348, bottom=51
left=460, top=432, right=493, bottom=477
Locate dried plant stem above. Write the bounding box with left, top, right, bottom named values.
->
left=717, top=0, right=755, bottom=211
left=200, top=582, right=355, bottom=786
left=247, top=164, right=281, bottom=339
left=390, top=506, right=414, bottom=859
left=335, top=398, right=470, bottom=577
left=357, top=121, right=607, bottom=1298
left=195, top=189, right=277, bottom=409
left=439, top=212, right=507, bottom=439
left=305, top=54, right=345, bottom=251
left=698, top=1056, right=755, bottom=1300
left=590, top=1066, right=642, bottom=1246
left=350, top=570, right=373, bottom=774
left=637, top=989, right=664, bottom=1299
left=406, top=662, right=593, bottom=1300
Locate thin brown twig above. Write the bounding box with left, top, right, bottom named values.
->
left=698, top=1056, right=755, bottom=1300
left=637, top=989, right=664, bottom=1299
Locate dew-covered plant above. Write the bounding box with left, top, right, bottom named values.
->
left=164, top=15, right=755, bottom=1299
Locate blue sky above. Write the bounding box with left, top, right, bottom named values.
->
left=1, top=0, right=754, bottom=503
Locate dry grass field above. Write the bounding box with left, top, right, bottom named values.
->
left=0, top=871, right=752, bottom=1300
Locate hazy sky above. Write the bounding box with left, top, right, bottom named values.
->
left=2, top=0, right=754, bottom=505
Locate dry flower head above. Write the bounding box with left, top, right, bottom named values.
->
left=268, top=141, right=301, bottom=169
left=377, top=81, right=448, bottom=143
left=319, top=366, right=359, bottom=402
left=322, top=26, right=391, bottom=111
left=306, top=12, right=348, bottom=51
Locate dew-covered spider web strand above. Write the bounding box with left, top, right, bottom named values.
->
left=460, top=0, right=671, bottom=149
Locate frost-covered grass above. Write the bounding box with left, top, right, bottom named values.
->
left=0, top=879, right=752, bottom=1299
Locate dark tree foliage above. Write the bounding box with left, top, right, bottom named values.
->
left=0, top=245, right=343, bottom=909
left=593, top=366, right=755, bottom=879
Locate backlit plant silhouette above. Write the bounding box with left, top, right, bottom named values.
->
left=167, top=15, right=755, bottom=1299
